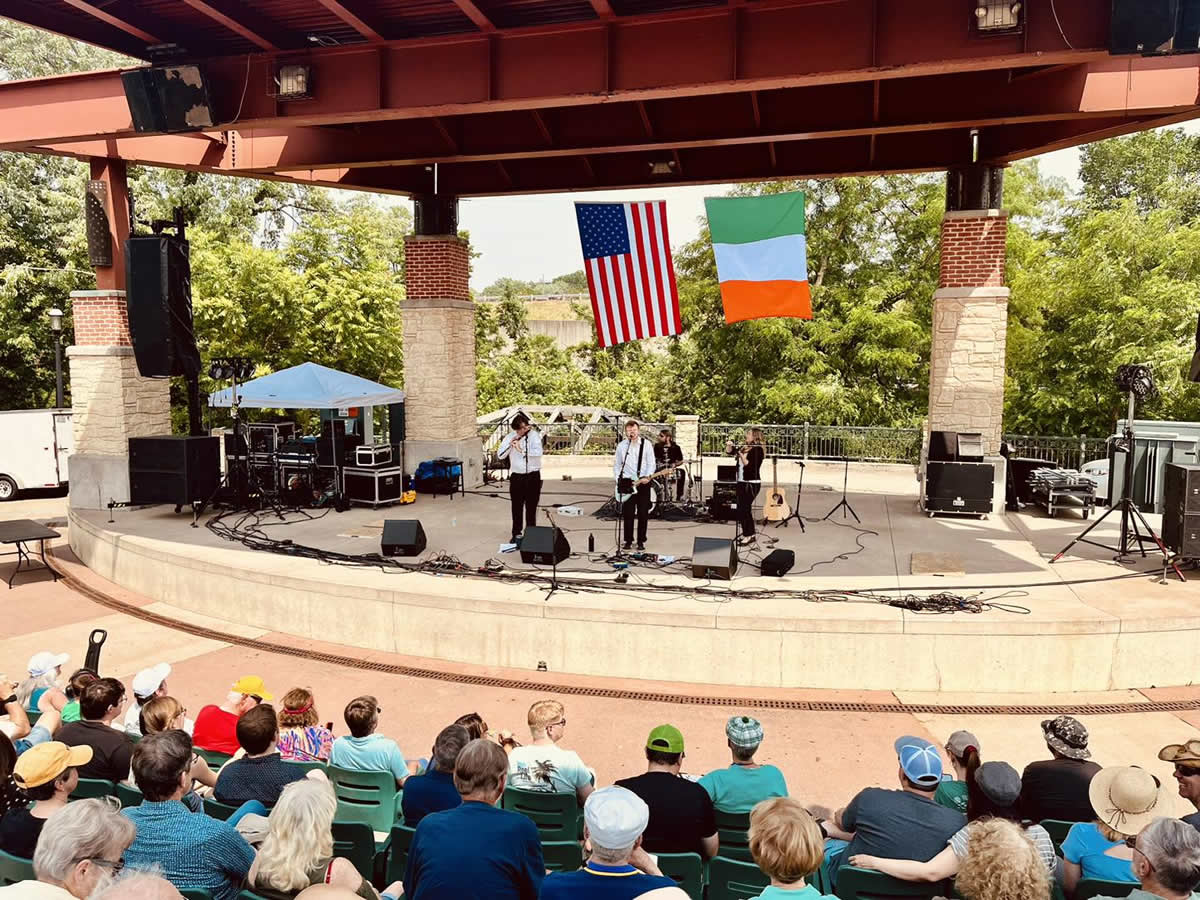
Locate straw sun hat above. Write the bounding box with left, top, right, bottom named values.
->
left=1088, top=766, right=1166, bottom=835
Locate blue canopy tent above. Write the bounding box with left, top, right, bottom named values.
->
left=208, top=362, right=404, bottom=409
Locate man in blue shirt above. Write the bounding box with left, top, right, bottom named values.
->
left=123, top=730, right=255, bottom=900
left=540, top=785, right=688, bottom=899
left=214, top=703, right=312, bottom=806
left=330, top=695, right=416, bottom=790
left=402, top=723, right=469, bottom=827
left=405, top=738, right=544, bottom=900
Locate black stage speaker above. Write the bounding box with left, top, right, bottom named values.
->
left=520, top=526, right=570, bottom=565
left=128, top=435, right=220, bottom=506
left=924, top=461, right=994, bottom=515
left=1111, top=0, right=1200, bottom=54
left=1163, top=463, right=1200, bottom=556
left=381, top=520, right=427, bottom=556
left=692, top=536, right=737, bottom=580
left=761, top=548, right=795, bottom=577
left=928, top=430, right=959, bottom=462
left=121, top=65, right=215, bottom=133
left=125, top=234, right=201, bottom=379
left=388, top=402, right=406, bottom=443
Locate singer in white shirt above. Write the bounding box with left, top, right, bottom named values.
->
left=497, top=412, right=543, bottom=542
left=613, top=419, right=656, bottom=550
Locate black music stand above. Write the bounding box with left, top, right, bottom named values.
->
left=822, top=457, right=860, bottom=523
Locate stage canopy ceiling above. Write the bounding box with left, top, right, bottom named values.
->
left=208, top=362, right=405, bottom=409
left=3, top=0, right=1200, bottom=196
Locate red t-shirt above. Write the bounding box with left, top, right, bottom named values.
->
left=192, top=705, right=240, bottom=755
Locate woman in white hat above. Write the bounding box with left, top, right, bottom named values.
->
left=17, top=652, right=69, bottom=714
left=1062, top=766, right=1166, bottom=896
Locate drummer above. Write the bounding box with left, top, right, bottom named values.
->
left=655, top=428, right=686, bottom=501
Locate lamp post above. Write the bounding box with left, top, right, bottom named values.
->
left=47, top=307, right=64, bottom=409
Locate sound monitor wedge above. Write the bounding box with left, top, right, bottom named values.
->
left=519, top=526, right=570, bottom=565
left=692, top=536, right=737, bottom=580
left=381, top=520, right=427, bottom=557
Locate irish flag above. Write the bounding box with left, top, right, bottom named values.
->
left=704, top=191, right=812, bottom=324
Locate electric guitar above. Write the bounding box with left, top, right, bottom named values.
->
left=763, top=457, right=792, bottom=522
left=614, top=467, right=677, bottom=503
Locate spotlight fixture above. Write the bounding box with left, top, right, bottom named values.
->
left=1115, top=363, right=1157, bottom=400
left=274, top=63, right=312, bottom=100
left=972, top=1, right=1023, bottom=33
left=208, top=356, right=255, bottom=382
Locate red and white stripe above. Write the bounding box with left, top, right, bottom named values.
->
left=583, top=200, right=681, bottom=349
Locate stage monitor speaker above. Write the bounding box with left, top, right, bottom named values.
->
left=84, top=180, right=112, bottom=267
left=692, top=536, right=737, bottom=580
left=125, top=234, right=201, bottom=379
left=956, top=432, right=985, bottom=463
left=1163, top=463, right=1200, bottom=556
left=520, top=526, right=570, bottom=565
left=121, top=65, right=216, bottom=133
left=1111, top=0, right=1200, bottom=54
left=128, top=435, right=220, bottom=506
left=761, top=548, right=795, bottom=577
left=381, top=519, right=427, bottom=557
left=928, top=430, right=958, bottom=462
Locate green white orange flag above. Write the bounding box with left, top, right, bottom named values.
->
left=703, top=191, right=812, bottom=324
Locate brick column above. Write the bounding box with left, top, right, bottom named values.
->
left=66, top=290, right=170, bottom=509
left=927, top=209, right=1009, bottom=456
left=402, top=234, right=482, bottom=483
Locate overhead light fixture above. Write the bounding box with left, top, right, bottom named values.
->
left=274, top=64, right=312, bottom=100
left=972, top=1, right=1023, bottom=33
left=649, top=160, right=676, bottom=176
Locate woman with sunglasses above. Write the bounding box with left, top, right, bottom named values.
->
left=1158, top=741, right=1200, bottom=832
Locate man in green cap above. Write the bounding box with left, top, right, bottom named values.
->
left=616, top=724, right=719, bottom=860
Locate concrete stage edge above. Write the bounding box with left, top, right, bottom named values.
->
left=67, top=503, right=1200, bottom=695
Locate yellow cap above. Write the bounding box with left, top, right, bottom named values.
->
left=231, top=675, right=273, bottom=700
left=14, top=742, right=93, bottom=789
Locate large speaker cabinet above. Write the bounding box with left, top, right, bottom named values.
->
left=125, top=234, right=201, bottom=379
left=923, top=461, right=994, bottom=516
left=128, top=435, right=220, bottom=506
left=1163, top=463, right=1200, bottom=557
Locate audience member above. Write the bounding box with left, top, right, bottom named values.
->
left=540, top=785, right=689, bottom=899
left=507, top=700, right=593, bottom=803
left=456, top=712, right=520, bottom=752
left=17, top=652, right=69, bottom=713
left=91, top=873, right=185, bottom=900
left=329, top=695, right=415, bottom=789
left=214, top=703, right=318, bottom=807
left=699, top=715, right=787, bottom=813
left=1062, top=765, right=1166, bottom=895
left=1, top=681, right=32, bottom=747
left=193, top=676, right=273, bottom=756
left=57, top=678, right=133, bottom=782
left=402, top=724, right=469, bottom=827
left=141, top=696, right=217, bottom=791
left=849, top=761, right=1056, bottom=881
left=748, top=797, right=838, bottom=900
left=616, top=724, right=718, bottom=859
left=123, top=730, right=256, bottom=900
left=0, top=741, right=91, bottom=858
left=1093, top=816, right=1200, bottom=900
left=0, top=798, right=135, bottom=899
left=247, top=778, right=402, bottom=900
left=0, top=733, right=24, bottom=819
left=124, top=663, right=190, bottom=738
left=951, top=818, right=1050, bottom=900
left=1158, top=740, right=1200, bottom=833
left=59, top=669, right=96, bottom=724
left=277, top=688, right=334, bottom=763
left=821, top=735, right=965, bottom=883
left=4, top=686, right=61, bottom=756
left=934, top=730, right=980, bottom=815
left=405, top=739, right=544, bottom=900
left=1020, top=716, right=1101, bottom=823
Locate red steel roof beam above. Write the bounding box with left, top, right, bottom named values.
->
left=312, top=0, right=387, bottom=42
left=176, top=0, right=284, bottom=50
left=449, top=0, right=497, bottom=33
left=56, top=0, right=163, bottom=44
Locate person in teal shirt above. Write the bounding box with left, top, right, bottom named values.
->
left=699, top=715, right=787, bottom=814
left=934, top=729, right=980, bottom=814
left=749, top=796, right=837, bottom=899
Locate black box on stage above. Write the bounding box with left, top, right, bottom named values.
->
left=520, top=526, right=570, bottom=565
left=128, top=435, right=220, bottom=506
left=247, top=422, right=295, bottom=454
left=381, top=520, right=426, bottom=557
left=344, top=466, right=404, bottom=507
left=924, top=460, right=993, bottom=515
left=1163, top=463, right=1200, bottom=556
left=222, top=431, right=247, bottom=457
left=761, top=549, right=795, bottom=577
left=692, top=536, right=737, bottom=580
left=716, top=464, right=738, bottom=482
left=355, top=445, right=394, bottom=468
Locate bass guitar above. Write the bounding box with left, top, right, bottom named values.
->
left=763, top=456, right=792, bottom=522
left=614, top=467, right=677, bottom=504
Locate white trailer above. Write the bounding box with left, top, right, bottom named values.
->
left=0, top=409, right=73, bottom=501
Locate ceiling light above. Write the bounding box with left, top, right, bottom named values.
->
left=649, top=160, right=675, bottom=176
left=274, top=64, right=312, bottom=100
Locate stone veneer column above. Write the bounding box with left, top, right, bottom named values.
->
left=66, top=290, right=171, bottom=508
left=673, top=415, right=700, bottom=461
left=927, top=210, right=1010, bottom=456
left=401, top=234, right=482, bottom=484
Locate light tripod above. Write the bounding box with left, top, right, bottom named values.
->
left=823, top=456, right=860, bottom=523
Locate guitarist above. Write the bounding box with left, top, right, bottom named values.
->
left=655, top=428, right=685, bottom=501
left=725, top=428, right=765, bottom=545
left=614, top=419, right=656, bottom=551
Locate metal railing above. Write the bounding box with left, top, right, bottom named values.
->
left=1000, top=434, right=1109, bottom=471
left=479, top=421, right=669, bottom=456
left=699, top=424, right=923, bottom=463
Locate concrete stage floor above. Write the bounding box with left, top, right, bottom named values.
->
left=68, top=463, right=1200, bottom=694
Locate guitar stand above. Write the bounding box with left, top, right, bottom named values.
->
left=774, top=462, right=806, bottom=531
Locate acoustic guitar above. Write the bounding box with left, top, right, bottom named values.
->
left=763, top=457, right=791, bottom=522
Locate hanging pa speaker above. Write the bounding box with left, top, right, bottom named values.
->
left=519, top=526, right=570, bottom=565
left=1110, top=0, right=1200, bottom=54
left=121, top=65, right=215, bottom=133
left=692, top=536, right=737, bottom=580
left=84, top=180, right=113, bottom=267
left=125, top=234, right=201, bottom=378
left=381, top=520, right=426, bottom=556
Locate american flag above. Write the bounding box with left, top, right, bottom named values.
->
left=575, top=201, right=682, bottom=348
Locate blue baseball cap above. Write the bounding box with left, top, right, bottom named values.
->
left=894, top=735, right=943, bottom=786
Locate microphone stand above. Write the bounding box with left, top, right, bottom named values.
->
left=822, top=456, right=860, bottom=523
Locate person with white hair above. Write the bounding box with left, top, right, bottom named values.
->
left=91, top=872, right=184, bottom=900
left=193, top=676, right=273, bottom=755
left=16, top=652, right=69, bottom=714
left=539, top=785, right=689, bottom=899
left=1094, top=817, right=1200, bottom=900
left=123, top=663, right=192, bottom=739
left=0, top=798, right=135, bottom=899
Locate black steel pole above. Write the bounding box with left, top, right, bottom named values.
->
left=53, top=337, right=64, bottom=408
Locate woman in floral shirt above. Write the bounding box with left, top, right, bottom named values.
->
left=276, top=688, right=333, bottom=763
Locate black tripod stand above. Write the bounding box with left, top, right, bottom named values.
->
left=823, top=457, right=860, bottom=523
left=1051, top=388, right=1184, bottom=581
left=774, top=460, right=806, bottom=530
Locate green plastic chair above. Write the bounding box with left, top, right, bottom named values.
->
left=203, top=797, right=241, bottom=821
left=238, top=891, right=271, bottom=900
left=541, top=840, right=583, bottom=873
left=116, top=782, right=143, bottom=808
left=179, top=891, right=215, bottom=900
left=0, top=849, right=35, bottom=885
left=502, top=787, right=578, bottom=843
left=834, top=865, right=946, bottom=900
left=385, top=824, right=418, bottom=884
left=328, top=765, right=401, bottom=835
left=194, top=748, right=233, bottom=769
left=655, top=852, right=703, bottom=899
left=332, top=820, right=390, bottom=883
left=1074, top=879, right=1136, bottom=900
left=714, top=809, right=753, bottom=862
left=70, top=778, right=116, bottom=800
left=1039, top=819, right=1074, bottom=851
left=706, top=855, right=770, bottom=900
left=285, top=760, right=328, bottom=775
